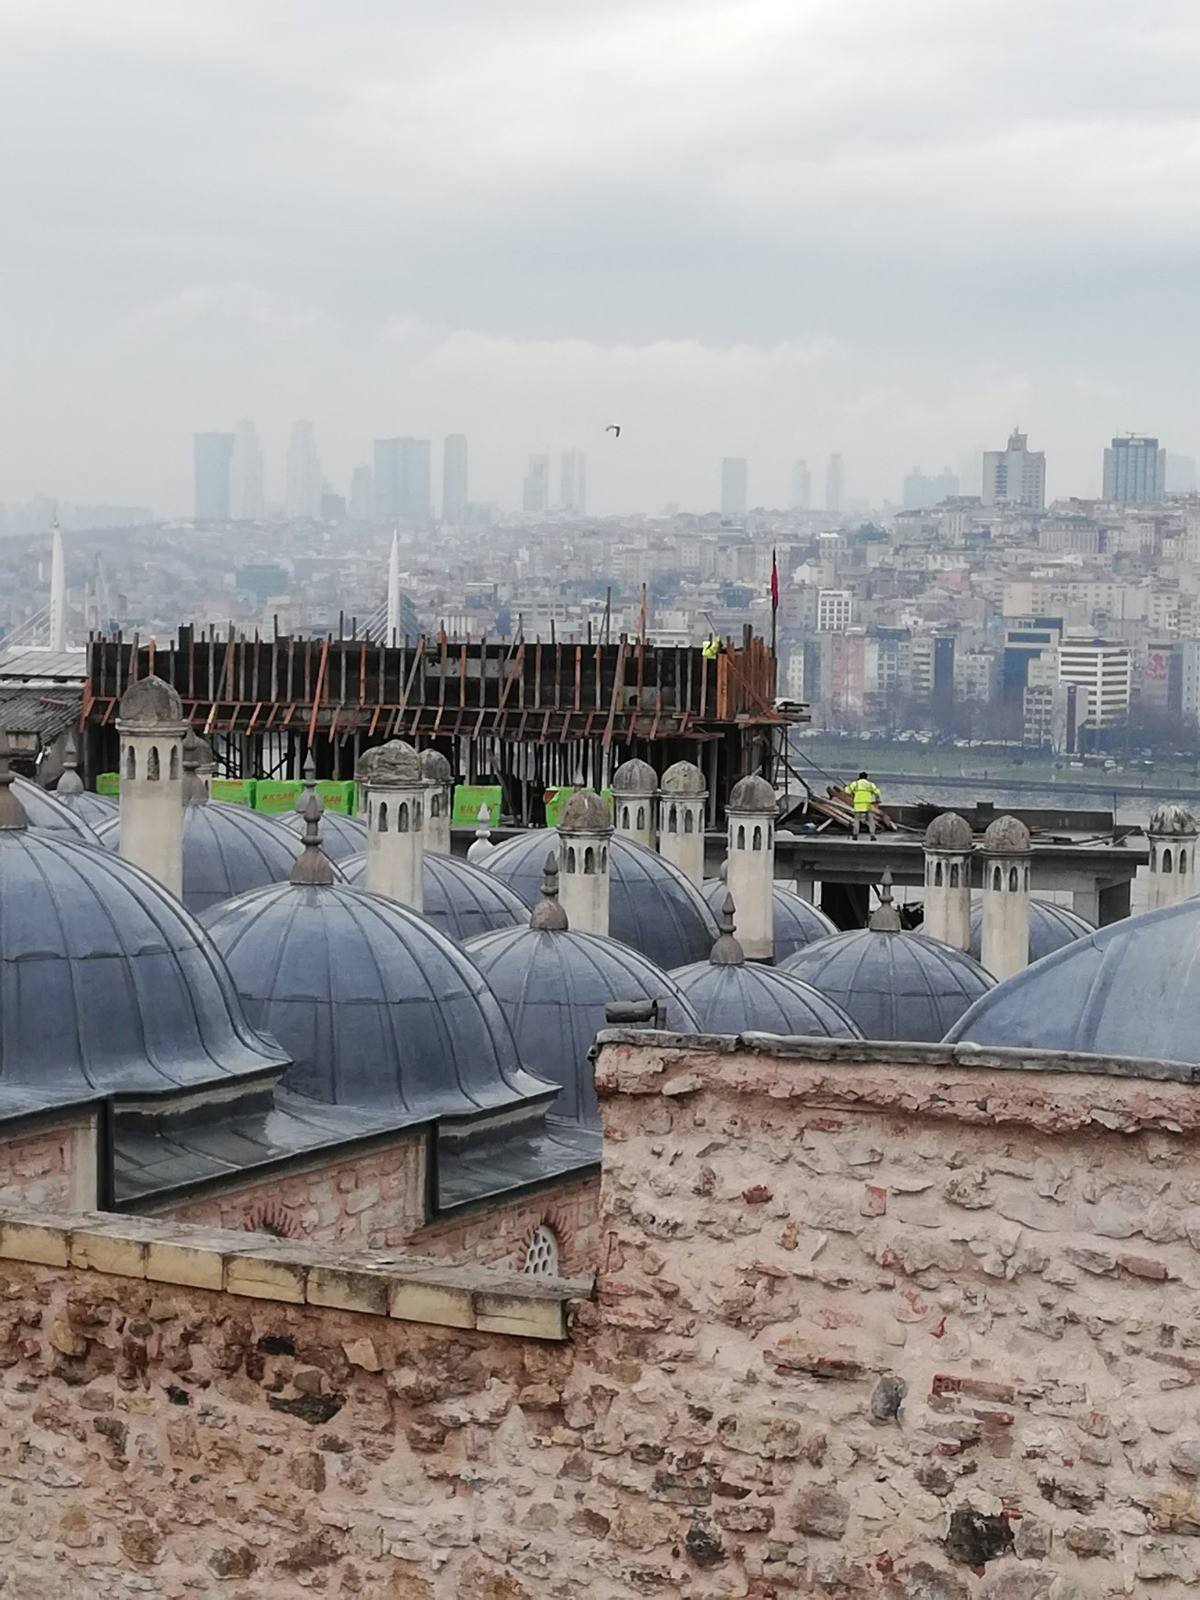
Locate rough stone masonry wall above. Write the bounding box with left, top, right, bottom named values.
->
left=0, top=1114, right=97, bottom=1213
left=410, top=1175, right=600, bottom=1278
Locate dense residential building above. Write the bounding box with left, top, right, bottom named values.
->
left=816, top=588, right=853, bottom=632
left=721, top=457, right=747, bottom=517
left=193, top=432, right=234, bottom=522
left=981, top=429, right=1045, bottom=510
left=442, top=434, right=469, bottom=522
left=1103, top=435, right=1166, bottom=504
left=1057, top=635, right=1132, bottom=728
left=374, top=438, right=432, bottom=523
left=903, top=466, right=959, bottom=509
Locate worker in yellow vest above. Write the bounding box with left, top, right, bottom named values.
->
left=846, top=770, right=881, bottom=840
left=702, top=634, right=722, bottom=661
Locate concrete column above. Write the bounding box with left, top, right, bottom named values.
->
left=980, top=815, right=1032, bottom=982
left=117, top=675, right=187, bottom=899
left=420, top=749, right=453, bottom=855
left=656, top=761, right=707, bottom=888
left=1146, top=804, right=1198, bottom=913
left=922, top=812, right=973, bottom=950
left=361, top=739, right=426, bottom=911
left=725, top=773, right=777, bottom=961
left=610, top=759, right=658, bottom=849
left=556, top=789, right=613, bottom=937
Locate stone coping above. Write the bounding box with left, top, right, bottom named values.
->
left=593, top=1027, right=1200, bottom=1084
left=0, top=1205, right=590, bottom=1342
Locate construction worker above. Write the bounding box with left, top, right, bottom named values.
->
left=702, top=633, right=722, bottom=661
left=846, top=770, right=881, bottom=840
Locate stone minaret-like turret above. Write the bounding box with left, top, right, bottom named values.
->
left=980, top=814, right=1032, bottom=982
left=420, top=748, right=453, bottom=856
left=117, top=675, right=188, bottom=898
left=1147, top=803, right=1198, bottom=913
left=657, top=760, right=707, bottom=889
left=610, top=759, right=658, bottom=849
left=556, top=788, right=613, bottom=937
left=361, top=739, right=426, bottom=911
left=922, top=812, right=974, bottom=950
left=725, top=773, right=777, bottom=961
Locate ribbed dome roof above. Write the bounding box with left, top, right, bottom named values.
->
left=0, top=830, right=286, bottom=1094
left=340, top=850, right=527, bottom=945
left=202, top=881, right=546, bottom=1118
left=968, top=898, right=1094, bottom=967
left=946, top=899, right=1200, bottom=1062
left=702, top=878, right=836, bottom=961
left=96, top=801, right=319, bottom=914
left=13, top=776, right=99, bottom=843
left=50, top=788, right=117, bottom=830
left=781, top=928, right=993, bottom=1042
left=485, top=829, right=719, bottom=968
left=276, top=807, right=368, bottom=862
left=466, top=910, right=700, bottom=1127
left=671, top=959, right=862, bottom=1039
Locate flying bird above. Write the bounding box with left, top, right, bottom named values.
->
left=606, top=424, right=621, bottom=438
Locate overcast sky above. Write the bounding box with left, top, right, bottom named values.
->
left=3, top=0, right=1200, bottom=516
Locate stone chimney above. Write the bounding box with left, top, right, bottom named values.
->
left=419, top=749, right=453, bottom=856
left=922, top=812, right=973, bottom=950
left=556, top=788, right=613, bottom=937
left=725, top=773, right=777, bottom=961
left=610, top=759, right=658, bottom=849
left=980, top=814, right=1032, bottom=982
left=117, top=675, right=187, bottom=898
left=657, top=760, right=707, bottom=888
left=1147, top=803, right=1198, bottom=913
left=360, top=739, right=426, bottom=911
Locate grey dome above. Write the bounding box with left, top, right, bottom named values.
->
left=559, top=789, right=612, bottom=831
left=670, top=958, right=862, bottom=1039
left=924, top=812, right=973, bottom=852
left=365, top=738, right=422, bottom=786
left=611, top=758, right=658, bottom=795
left=728, top=774, right=776, bottom=812
left=968, top=898, right=1094, bottom=966
left=660, top=760, right=705, bottom=797
left=419, top=748, right=452, bottom=783
left=96, top=801, right=321, bottom=915
left=486, top=829, right=719, bottom=968
left=0, top=830, right=285, bottom=1095
left=1150, top=803, right=1197, bottom=837
left=341, top=850, right=527, bottom=945
left=946, top=898, right=1200, bottom=1063
left=277, top=807, right=368, bottom=862
left=13, top=776, right=101, bottom=843
left=781, top=928, right=993, bottom=1042
left=202, top=881, right=546, bottom=1118
left=118, top=674, right=183, bottom=727
left=983, top=814, right=1031, bottom=853
left=466, top=921, right=700, bottom=1128
left=54, top=789, right=119, bottom=830
left=702, top=878, right=836, bottom=961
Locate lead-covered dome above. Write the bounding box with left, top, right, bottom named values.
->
left=946, top=898, right=1200, bottom=1063
left=466, top=856, right=700, bottom=1128
left=53, top=735, right=118, bottom=830
left=1149, top=803, right=1197, bottom=837
left=96, top=801, right=318, bottom=914
left=341, top=850, right=527, bottom=944
left=277, top=807, right=368, bottom=862
left=968, top=898, right=1094, bottom=967
left=13, top=775, right=99, bottom=843
left=485, top=828, right=719, bottom=968
left=702, top=876, right=836, bottom=962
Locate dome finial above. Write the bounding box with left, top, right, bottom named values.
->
left=710, top=892, right=745, bottom=966
left=0, top=731, right=28, bottom=831
left=530, top=851, right=569, bottom=931
left=869, top=867, right=902, bottom=931
left=466, top=801, right=496, bottom=865
left=295, top=748, right=319, bottom=812
left=57, top=728, right=84, bottom=795
left=181, top=727, right=209, bottom=806
left=290, top=792, right=335, bottom=887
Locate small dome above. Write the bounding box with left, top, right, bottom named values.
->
left=277, top=807, right=368, bottom=863
left=659, top=760, right=706, bottom=797
left=924, top=812, right=973, bottom=852
left=1150, top=803, right=1197, bottom=837
left=781, top=928, right=993, bottom=1042
left=419, top=748, right=452, bottom=784
left=54, top=789, right=118, bottom=830
left=204, top=883, right=544, bottom=1118
left=0, top=829, right=285, bottom=1095
left=671, top=960, right=862, bottom=1039
left=611, top=759, right=658, bottom=795
left=701, top=877, right=836, bottom=961
left=486, top=829, right=719, bottom=968
left=364, top=739, right=422, bottom=786
left=559, top=789, right=612, bottom=832
left=969, top=898, right=1094, bottom=967
left=118, top=675, right=183, bottom=727
left=96, top=802, right=322, bottom=915
left=13, top=776, right=100, bottom=843
left=341, top=851, right=527, bottom=945
left=982, top=814, right=1031, bottom=853
left=728, top=774, right=776, bottom=813
left=947, top=898, right=1200, bottom=1062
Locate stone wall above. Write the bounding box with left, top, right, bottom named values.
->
left=410, top=1175, right=600, bottom=1278
left=0, top=1113, right=97, bottom=1213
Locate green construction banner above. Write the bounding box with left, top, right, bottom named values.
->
left=452, top=784, right=502, bottom=826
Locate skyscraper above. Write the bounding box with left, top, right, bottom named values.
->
left=194, top=432, right=234, bottom=522
left=374, top=439, right=432, bottom=522
left=286, top=421, right=322, bottom=519
left=560, top=450, right=586, bottom=514
left=1103, top=435, right=1166, bottom=504
left=523, top=455, right=549, bottom=514
left=825, top=453, right=844, bottom=515
left=443, top=434, right=469, bottom=522
left=230, top=421, right=265, bottom=522
left=721, top=458, right=747, bottom=517
left=982, top=430, right=1045, bottom=509
left=349, top=464, right=374, bottom=522
left=791, top=460, right=811, bottom=511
